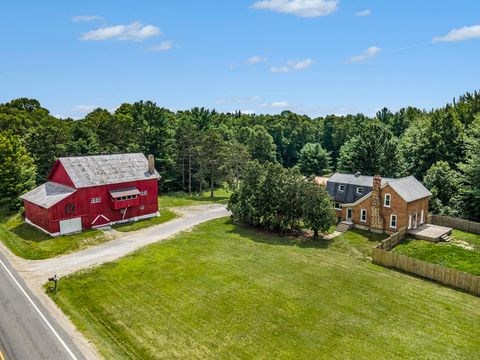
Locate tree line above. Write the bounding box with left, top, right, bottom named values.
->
left=1, top=91, right=480, bottom=221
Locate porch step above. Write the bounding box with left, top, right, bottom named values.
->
left=440, top=234, right=452, bottom=242
left=336, top=221, right=353, bottom=233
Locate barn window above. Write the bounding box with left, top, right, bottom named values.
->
left=360, top=209, right=367, bottom=222
left=140, top=190, right=148, bottom=196
left=390, top=214, right=397, bottom=229
left=90, top=197, right=101, bottom=204
left=140, top=205, right=145, bottom=210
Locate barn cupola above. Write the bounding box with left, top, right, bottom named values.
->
left=148, top=154, right=155, bottom=174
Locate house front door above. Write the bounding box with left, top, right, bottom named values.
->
left=346, top=208, right=353, bottom=222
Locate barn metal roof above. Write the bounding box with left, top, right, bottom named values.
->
left=109, top=187, right=141, bottom=198
left=20, top=182, right=76, bottom=209
left=387, top=176, right=432, bottom=202
left=58, top=153, right=160, bottom=188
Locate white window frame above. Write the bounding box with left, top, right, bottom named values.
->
left=90, top=197, right=101, bottom=204
left=338, top=185, right=345, bottom=192
left=334, top=202, right=341, bottom=210
left=140, top=190, right=148, bottom=196
left=390, top=214, right=397, bottom=229
left=356, top=187, right=364, bottom=195
left=360, top=208, right=367, bottom=222
left=384, top=194, right=391, bottom=207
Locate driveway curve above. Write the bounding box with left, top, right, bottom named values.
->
left=19, top=204, right=230, bottom=284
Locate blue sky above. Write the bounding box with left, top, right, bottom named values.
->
left=1, top=0, right=480, bottom=119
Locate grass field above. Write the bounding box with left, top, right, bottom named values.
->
left=393, top=230, right=480, bottom=276
left=0, top=208, right=110, bottom=260
left=112, top=209, right=176, bottom=232
left=49, top=218, right=480, bottom=359
left=158, top=188, right=231, bottom=208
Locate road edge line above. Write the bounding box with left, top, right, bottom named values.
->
left=0, top=258, right=78, bottom=360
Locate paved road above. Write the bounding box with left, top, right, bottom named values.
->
left=22, top=204, right=230, bottom=282
left=0, top=252, right=84, bottom=360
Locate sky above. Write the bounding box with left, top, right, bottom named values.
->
left=1, top=0, right=480, bottom=119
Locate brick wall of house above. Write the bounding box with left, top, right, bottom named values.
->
left=341, top=183, right=430, bottom=234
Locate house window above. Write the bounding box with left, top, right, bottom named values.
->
left=140, top=190, right=148, bottom=196
left=360, top=209, right=367, bottom=222
left=334, top=202, right=341, bottom=210
left=390, top=214, right=397, bottom=229
left=356, top=187, right=363, bottom=195
left=338, top=185, right=345, bottom=192
left=90, top=197, right=101, bottom=204
left=384, top=194, right=391, bottom=207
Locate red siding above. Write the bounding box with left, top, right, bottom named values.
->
left=48, top=161, right=75, bottom=187
left=23, top=179, right=159, bottom=235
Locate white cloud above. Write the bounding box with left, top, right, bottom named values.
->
left=216, top=96, right=260, bottom=105
left=147, top=41, right=173, bottom=51
left=72, top=15, right=104, bottom=22
left=251, top=0, right=338, bottom=17
left=261, top=101, right=289, bottom=108
left=354, top=9, right=371, bottom=17
left=347, top=46, right=381, bottom=63
left=246, top=55, right=267, bottom=64
left=270, top=58, right=314, bottom=72
left=433, top=24, right=480, bottom=43
left=81, top=21, right=160, bottom=41
left=72, top=104, right=98, bottom=113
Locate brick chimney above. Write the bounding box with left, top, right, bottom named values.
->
left=370, top=175, right=384, bottom=232
left=148, top=154, right=155, bottom=174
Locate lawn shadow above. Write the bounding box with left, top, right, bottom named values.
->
left=225, top=220, right=335, bottom=250
left=10, top=222, right=51, bottom=242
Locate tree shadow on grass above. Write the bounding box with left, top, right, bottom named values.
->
left=225, top=220, right=335, bottom=250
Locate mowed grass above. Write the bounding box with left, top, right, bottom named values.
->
left=158, top=188, right=231, bottom=208
left=393, top=238, right=480, bottom=276
left=49, top=218, right=480, bottom=359
left=112, top=209, right=177, bottom=232
left=0, top=207, right=110, bottom=260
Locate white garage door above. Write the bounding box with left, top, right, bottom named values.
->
left=59, top=217, right=82, bottom=235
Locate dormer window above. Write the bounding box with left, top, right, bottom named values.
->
left=384, top=194, right=391, bottom=207
left=338, top=185, right=345, bottom=192
left=356, top=187, right=363, bottom=195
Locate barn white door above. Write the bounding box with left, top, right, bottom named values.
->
left=59, top=217, right=82, bottom=235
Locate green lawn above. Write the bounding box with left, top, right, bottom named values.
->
left=393, top=238, right=480, bottom=276
left=451, top=229, right=480, bottom=251
left=327, top=229, right=387, bottom=260
left=48, top=219, right=480, bottom=359
left=0, top=210, right=110, bottom=260
left=112, top=209, right=177, bottom=232
left=158, top=188, right=231, bottom=208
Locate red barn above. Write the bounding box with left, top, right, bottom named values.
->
left=20, top=153, right=161, bottom=236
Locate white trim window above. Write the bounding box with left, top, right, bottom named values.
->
left=334, top=202, right=341, bottom=210
left=384, top=194, right=391, bottom=207
left=90, top=197, right=101, bottom=204
left=140, top=190, right=148, bottom=196
left=356, top=187, right=364, bottom=195
left=390, top=214, right=397, bottom=229
left=360, top=209, right=367, bottom=222
left=338, top=185, right=345, bottom=192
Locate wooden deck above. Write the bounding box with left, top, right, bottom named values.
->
left=408, top=224, right=452, bottom=242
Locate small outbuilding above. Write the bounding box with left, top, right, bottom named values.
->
left=21, top=153, right=160, bottom=236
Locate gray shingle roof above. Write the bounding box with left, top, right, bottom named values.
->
left=327, top=173, right=393, bottom=203
left=328, top=173, right=392, bottom=187
left=20, top=182, right=76, bottom=208
left=387, top=176, right=432, bottom=202
left=58, top=153, right=160, bottom=188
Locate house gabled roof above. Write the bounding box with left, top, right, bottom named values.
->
left=56, top=153, right=161, bottom=188
left=340, top=175, right=432, bottom=207
left=20, top=182, right=76, bottom=209
left=328, top=173, right=392, bottom=187
left=386, top=176, right=432, bottom=202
